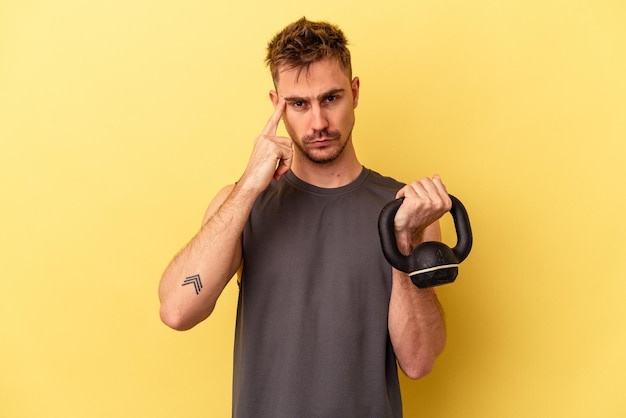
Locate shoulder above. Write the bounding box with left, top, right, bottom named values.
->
left=363, top=168, right=405, bottom=194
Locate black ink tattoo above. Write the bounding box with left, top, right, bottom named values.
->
left=182, top=274, right=203, bottom=295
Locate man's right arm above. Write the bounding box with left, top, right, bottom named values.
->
left=158, top=96, right=290, bottom=331
left=158, top=182, right=255, bottom=330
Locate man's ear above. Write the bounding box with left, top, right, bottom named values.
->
left=269, top=90, right=279, bottom=107
left=351, top=77, right=360, bottom=109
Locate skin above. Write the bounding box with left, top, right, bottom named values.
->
left=269, top=58, right=363, bottom=187
left=158, top=57, right=449, bottom=379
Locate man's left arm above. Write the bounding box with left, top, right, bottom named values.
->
left=387, top=175, right=450, bottom=379
left=388, top=222, right=446, bottom=380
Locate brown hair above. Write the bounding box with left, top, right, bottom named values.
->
left=266, top=17, right=352, bottom=83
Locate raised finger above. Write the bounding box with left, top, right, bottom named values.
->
left=262, top=97, right=286, bottom=136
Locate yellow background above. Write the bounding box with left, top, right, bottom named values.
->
left=1, top=0, right=625, bottom=417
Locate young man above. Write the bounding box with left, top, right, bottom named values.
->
left=159, top=17, right=450, bottom=417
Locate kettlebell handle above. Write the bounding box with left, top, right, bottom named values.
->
left=378, top=194, right=473, bottom=274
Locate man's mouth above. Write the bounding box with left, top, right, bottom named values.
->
left=303, top=131, right=340, bottom=145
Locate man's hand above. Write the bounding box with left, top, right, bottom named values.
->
left=393, top=175, right=452, bottom=255
left=239, top=98, right=292, bottom=194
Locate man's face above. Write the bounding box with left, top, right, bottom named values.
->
left=272, top=58, right=360, bottom=165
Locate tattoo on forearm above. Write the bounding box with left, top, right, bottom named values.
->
left=182, top=274, right=203, bottom=295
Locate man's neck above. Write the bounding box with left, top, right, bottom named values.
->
left=291, top=144, right=363, bottom=189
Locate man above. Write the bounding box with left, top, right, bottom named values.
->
left=159, top=17, right=450, bottom=417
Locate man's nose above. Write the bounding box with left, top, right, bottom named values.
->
left=309, top=105, right=329, bottom=132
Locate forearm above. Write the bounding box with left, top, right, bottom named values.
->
left=159, top=98, right=291, bottom=330
left=158, top=183, right=256, bottom=330
left=388, top=269, right=446, bottom=380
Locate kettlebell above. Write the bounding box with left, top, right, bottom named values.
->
left=378, top=194, right=473, bottom=288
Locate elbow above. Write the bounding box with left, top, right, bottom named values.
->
left=159, top=303, right=213, bottom=331
left=402, top=358, right=436, bottom=380
left=158, top=282, right=217, bottom=330
left=400, top=342, right=446, bottom=380
left=160, top=307, right=192, bottom=331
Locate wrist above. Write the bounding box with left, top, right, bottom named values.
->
left=395, top=231, right=424, bottom=256
left=235, top=172, right=267, bottom=197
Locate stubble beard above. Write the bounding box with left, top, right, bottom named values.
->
left=295, top=125, right=354, bottom=165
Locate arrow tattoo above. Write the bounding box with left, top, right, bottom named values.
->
left=182, top=274, right=203, bottom=295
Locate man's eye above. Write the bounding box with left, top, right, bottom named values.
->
left=326, top=95, right=336, bottom=103
left=292, top=101, right=304, bottom=108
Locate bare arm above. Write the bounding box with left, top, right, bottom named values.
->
left=387, top=175, right=450, bottom=379
left=158, top=97, right=291, bottom=330
left=158, top=183, right=251, bottom=330
left=388, top=222, right=447, bottom=379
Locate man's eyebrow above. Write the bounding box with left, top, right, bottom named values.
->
left=283, top=88, right=346, bottom=102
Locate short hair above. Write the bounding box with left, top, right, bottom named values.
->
left=266, top=17, right=352, bottom=83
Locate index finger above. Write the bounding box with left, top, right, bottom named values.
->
left=262, top=97, right=286, bottom=136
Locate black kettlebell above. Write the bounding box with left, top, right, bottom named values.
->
left=378, top=194, right=473, bottom=288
